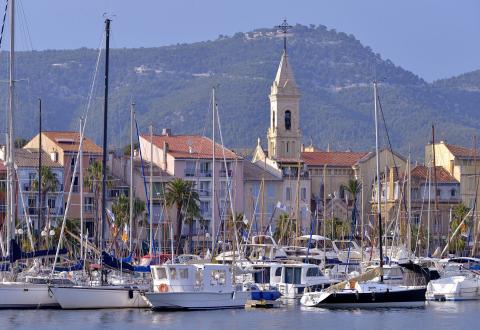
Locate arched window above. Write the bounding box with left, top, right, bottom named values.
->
left=284, top=110, right=291, bottom=130
left=272, top=111, right=275, bottom=129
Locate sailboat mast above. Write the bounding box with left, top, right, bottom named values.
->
left=129, top=102, right=134, bottom=253
left=6, top=0, right=15, bottom=256
left=38, top=99, right=42, bottom=240
left=100, top=18, right=110, bottom=253
left=407, top=148, right=412, bottom=252
left=373, top=81, right=384, bottom=275
left=149, top=124, right=153, bottom=256
left=79, top=117, right=84, bottom=257
left=211, top=87, right=216, bottom=247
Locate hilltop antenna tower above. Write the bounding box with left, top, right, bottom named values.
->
left=276, top=19, right=292, bottom=54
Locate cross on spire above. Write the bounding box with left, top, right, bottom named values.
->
left=276, top=19, right=292, bottom=54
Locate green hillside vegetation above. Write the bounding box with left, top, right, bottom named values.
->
left=0, top=24, right=478, bottom=160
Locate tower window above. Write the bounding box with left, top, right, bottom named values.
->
left=272, top=111, right=275, bottom=129
left=285, top=110, right=291, bottom=130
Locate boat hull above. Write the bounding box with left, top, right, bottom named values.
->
left=0, top=283, right=59, bottom=309
left=302, top=287, right=426, bottom=308
left=50, top=286, right=149, bottom=309
left=426, top=276, right=480, bottom=301
left=144, top=291, right=250, bottom=310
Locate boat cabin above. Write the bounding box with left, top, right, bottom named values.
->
left=151, top=264, right=234, bottom=293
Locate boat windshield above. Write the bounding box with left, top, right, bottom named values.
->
left=284, top=267, right=302, bottom=284
left=253, top=267, right=271, bottom=284
left=334, top=241, right=356, bottom=250
left=296, top=239, right=334, bottom=250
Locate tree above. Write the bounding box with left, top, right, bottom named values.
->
left=449, top=203, right=470, bottom=255
left=14, top=137, right=28, bottom=148
left=342, top=179, right=361, bottom=234
left=274, top=213, right=295, bottom=245
left=84, top=160, right=112, bottom=245
left=122, top=142, right=139, bottom=156
left=164, top=178, right=201, bottom=253
left=31, top=166, right=59, bottom=237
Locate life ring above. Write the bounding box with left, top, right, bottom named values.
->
left=158, top=284, right=169, bottom=292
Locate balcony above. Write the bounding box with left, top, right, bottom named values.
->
left=200, top=209, right=211, bottom=218
left=219, top=169, right=233, bottom=177
left=184, top=169, right=212, bottom=178
left=198, top=189, right=211, bottom=197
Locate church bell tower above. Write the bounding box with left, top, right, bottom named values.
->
left=267, top=21, right=301, bottom=161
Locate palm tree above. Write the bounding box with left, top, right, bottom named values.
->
left=164, top=178, right=201, bottom=253
left=274, top=213, right=295, bottom=245
left=449, top=203, right=470, bottom=255
left=342, top=179, right=361, bottom=232
left=31, top=166, right=59, bottom=237
left=84, top=160, right=112, bottom=246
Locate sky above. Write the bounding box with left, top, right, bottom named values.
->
left=11, top=0, right=480, bottom=82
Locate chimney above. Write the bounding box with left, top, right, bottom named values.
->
left=163, top=141, right=169, bottom=170
left=162, top=128, right=171, bottom=136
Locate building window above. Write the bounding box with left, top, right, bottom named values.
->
left=272, top=111, right=275, bottom=129
left=301, top=187, right=307, bottom=201
left=286, top=187, right=291, bottom=201
left=70, top=157, right=76, bottom=172
left=451, top=189, right=456, bottom=197
left=200, top=161, right=211, bottom=176
left=285, top=110, right=291, bottom=130
left=286, top=142, right=289, bottom=154
left=47, top=198, right=56, bottom=209
left=72, top=176, right=79, bottom=193
left=28, top=198, right=36, bottom=215
left=200, top=201, right=210, bottom=217
left=185, top=161, right=196, bottom=177
left=84, top=197, right=94, bottom=212
left=436, top=189, right=441, bottom=197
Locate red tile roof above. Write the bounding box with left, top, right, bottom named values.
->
left=301, top=151, right=368, bottom=167
left=444, top=143, right=477, bottom=159
left=42, top=131, right=103, bottom=154
left=411, top=165, right=458, bottom=183
left=141, top=134, right=240, bottom=160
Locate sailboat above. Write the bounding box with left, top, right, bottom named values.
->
left=300, top=81, right=426, bottom=308
left=49, top=18, right=149, bottom=310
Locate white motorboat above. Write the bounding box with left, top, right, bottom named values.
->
left=50, top=284, right=149, bottom=309
left=426, top=275, right=480, bottom=301
left=144, top=263, right=249, bottom=310
left=274, top=263, right=337, bottom=299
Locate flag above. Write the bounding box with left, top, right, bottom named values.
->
left=121, top=224, right=128, bottom=243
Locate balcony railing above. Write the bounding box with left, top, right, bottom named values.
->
left=184, top=169, right=212, bottom=177
left=220, top=169, right=233, bottom=177
left=200, top=209, right=211, bottom=217
left=198, top=189, right=211, bottom=197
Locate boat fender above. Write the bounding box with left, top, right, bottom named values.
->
left=371, top=291, right=375, bottom=301
left=128, top=289, right=134, bottom=299
left=158, top=284, right=169, bottom=292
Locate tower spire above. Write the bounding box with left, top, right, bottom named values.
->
left=276, top=19, right=292, bottom=54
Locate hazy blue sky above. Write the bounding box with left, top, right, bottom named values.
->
left=13, top=0, right=480, bottom=81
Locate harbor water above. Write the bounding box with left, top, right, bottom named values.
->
left=0, top=301, right=475, bottom=330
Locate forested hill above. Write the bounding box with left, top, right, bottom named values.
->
left=1, top=24, right=478, bottom=160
